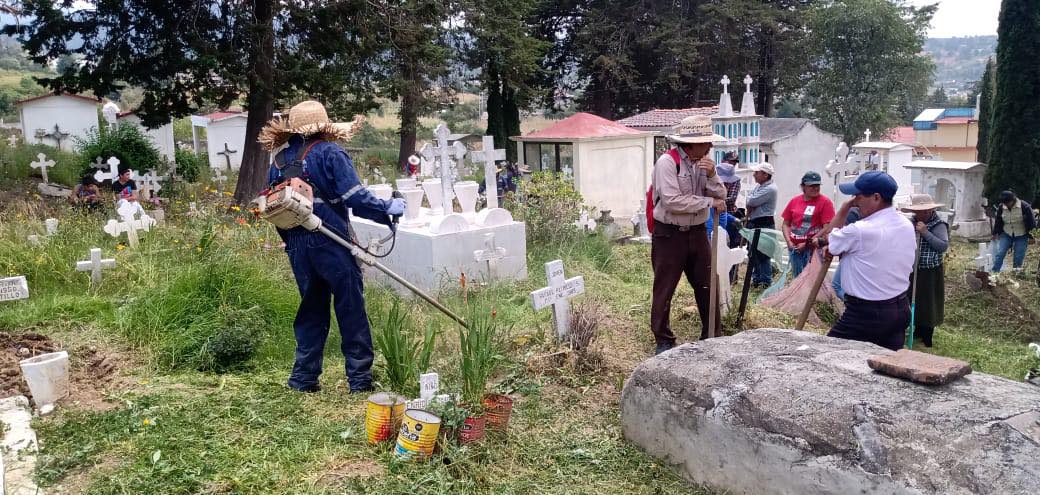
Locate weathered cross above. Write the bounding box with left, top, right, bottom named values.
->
left=137, top=169, right=166, bottom=200
left=36, top=124, right=70, bottom=149
left=473, top=233, right=507, bottom=281
left=7, top=135, right=18, bottom=147
left=0, top=276, right=29, bottom=302
left=103, top=201, right=156, bottom=248
left=432, top=124, right=468, bottom=213
left=744, top=74, right=753, bottom=93
left=720, top=75, right=731, bottom=93
left=469, top=136, right=507, bottom=209
left=76, top=248, right=116, bottom=285
left=573, top=210, right=596, bottom=232
left=91, top=156, right=106, bottom=170
left=94, top=157, right=135, bottom=184
left=530, top=260, right=585, bottom=340
left=864, top=129, right=872, bottom=142
left=30, top=153, right=55, bottom=184
left=217, top=143, right=237, bottom=170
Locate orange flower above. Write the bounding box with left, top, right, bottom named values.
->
left=236, top=217, right=247, bottom=225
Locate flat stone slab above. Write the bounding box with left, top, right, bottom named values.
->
left=0, top=395, right=41, bottom=494
left=621, top=328, right=1040, bottom=495
left=867, top=349, right=972, bottom=385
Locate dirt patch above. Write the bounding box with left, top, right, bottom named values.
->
left=312, top=455, right=386, bottom=488
left=0, top=331, right=122, bottom=411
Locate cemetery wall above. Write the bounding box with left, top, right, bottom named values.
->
left=120, top=114, right=175, bottom=160
left=206, top=119, right=247, bottom=170
left=762, top=124, right=842, bottom=218
left=574, top=135, right=655, bottom=219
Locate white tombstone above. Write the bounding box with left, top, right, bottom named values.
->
left=574, top=211, right=596, bottom=232
left=419, top=372, right=439, bottom=401
left=475, top=207, right=513, bottom=228
left=0, top=276, right=29, bottom=301
left=713, top=229, right=748, bottom=314
left=102, top=101, right=119, bottom=127
left=367, top=184, right=393, bottom=201
left=396, top=178, right=417, bottom=190
left=76, top=248, right=116, bottom=285
left=431, top=124, right=468, bottom=215
left=470, top=135, right=507, bottom=210
left=44, top=218, right=58, bottom=236
left=630, top=200, right=651, bottom=243
left=29, top=153, right=55, bottom=184
left=103, top=201, right=156, bottom=248
left=530, top=260, right=585, bottom=341
left=473, top=233, right=507, bottom=281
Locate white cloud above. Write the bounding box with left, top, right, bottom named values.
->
left=906, top=0, right=1000, bottom=38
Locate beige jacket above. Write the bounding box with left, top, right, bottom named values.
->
left=651, top=148, right=726, bottom=226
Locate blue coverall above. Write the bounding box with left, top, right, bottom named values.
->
left=268, top=135, right=393, bottom=392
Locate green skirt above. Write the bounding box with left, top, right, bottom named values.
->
left=910, top=264, right=945, bottom=328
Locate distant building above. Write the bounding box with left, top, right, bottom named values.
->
left=16, top=93, right=100, bottom=152
left=617, top=106, right=718, bottom=156
left=190, top=111, right=248, bottom=170
left=116, top=111, right=176, bottom=162
left=759, top=118, right=842, bottom=210
left=911, top=107, right=978, bottom=162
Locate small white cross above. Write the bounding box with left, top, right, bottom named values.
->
left=103, top=201, right=155, bottom=248
left=530, top=260, right=585, bottom=341
left=91, top=156, right=106, bottom=170
left=94, top=156, right=135, bottom=183
left=138, top=169, right=166, bottom=200
left=720, top=75, right=730, bottom=93
left=573, top=211, right=596, bottom=232
left=631, top=200, right=650, bottom=239
left=470, top=136, right=507, bottom=209
left=864, top=129, right=872, bottom=142
left=76, top=248, right=116, bottom=285
left=30, top=153, right=55, bottom=184
left=473, top=233, right=507, bottom=281
left=744, top=74, right=753, bottom=93
left=975, top=242, right=992, bottom=272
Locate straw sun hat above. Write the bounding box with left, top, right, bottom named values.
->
left=667, top=115, right=726, bottom=144
left=258, top=100, right=365, bottom=151
left=900, top=193, right=944, bottom=212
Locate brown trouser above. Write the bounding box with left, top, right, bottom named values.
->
left=650, top=221, right=722, bottom=345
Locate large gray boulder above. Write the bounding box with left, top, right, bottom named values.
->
left=621, top=329, right=1040, bottom=495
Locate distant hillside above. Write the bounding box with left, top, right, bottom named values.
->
left=924, top=36, right=996, bottom=95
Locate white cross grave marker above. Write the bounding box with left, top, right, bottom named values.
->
left=91, top=156, right=106, bottom=170
left=864, top=129, right=872, bottom=142
left=94, top=157, right=136, bottom=184
left=76, top=248, right=115, bottom=285
left=530, top=260, right=585, bottom=340
left=573, top=211, right=596, bottom=232
left=631, top=200, right=651, bottom=241
left=137, top=169, right=166, bottom=200
left=470, top=136, right=507, bottom=209
left=432, top=124, right=468, bottom=212
left=473, top=233, right=507, bottom=281
left=103, top=201, right=156, bottom=248
left=212, top=167, right=228, bottom=190
left=0, top=276, right=29, bottom=302
left=7, top=135, right=17, bottom=147
left=30, top=153, right=55, bottom=184
left=44, top=218, right=58, bottom=236
left=720, top=75, right=730, bottom=93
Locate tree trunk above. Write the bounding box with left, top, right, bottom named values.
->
left=398, top=85, right=419, bottom=171
left=234, top=0, right=275, bottom=205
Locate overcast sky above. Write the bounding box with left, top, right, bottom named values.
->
left=907, top=0, right=1001, bottom=38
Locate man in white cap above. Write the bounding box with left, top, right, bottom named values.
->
left=744, top=162, right=778, bottom=287
left=649, top=115, right=727, bottom=354
left=260, top=100, right=406, bottom=393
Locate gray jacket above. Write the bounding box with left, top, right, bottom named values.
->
left=745, top=179, right=778, bottom=220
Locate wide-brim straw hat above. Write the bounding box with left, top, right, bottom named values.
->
left=259, top=100, right=365, bottom=151
left=900, top=193, right=944, bottom=212
left=666, top=115, right=726, bottom=144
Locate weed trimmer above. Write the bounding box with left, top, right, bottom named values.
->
left=906, top=232, right=922, bottom=349
left=252, top=178, right=469, bottom=329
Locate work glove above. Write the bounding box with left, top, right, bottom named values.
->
left=387, top=198, right=406, bottom=216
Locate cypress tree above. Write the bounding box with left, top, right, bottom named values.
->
left=984, top=0, right=1040, bottom=203
left=976, top=58, right=995, bottom=163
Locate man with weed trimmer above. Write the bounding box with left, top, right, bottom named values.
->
left=258, top=101, right=406, bottom=394
left=820, top=171, right=916, bottom=350
left=647, top=115, right=726, bottom=355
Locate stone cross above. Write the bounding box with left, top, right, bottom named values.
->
left=432, top=124, right=468, bottom=210
left=94, top=157, right=135, bottom=184
left=103, top=201, right=155, bottom=248
left=212, top=167, right=228, bottom=190
left=36, top=124, right=69, bottom=149
left=573, top=211, right=596, bottom=232
left=30, top=153, right=55, bottom=184
left=217, top=143, right=237, bottom=170
left=44, top=218, right=58, bottom=236
left=631, top=200, right=650, bottom=239
left=473, top=233, right=507, bottom=281
left=0, top=276, right=29, bottom=302
left=419, top=372, right=439, bottom=401
left=7, top=134, right=18, bottom=147
left=470, top=136, right=507, bottom=209
left=744, top=74, right=753, bottom=93
left=137, top=169, right=166, bottom=200
left=530, top=260, right=585, bottom=340
left=720, top=75, right=730, bottom=93
left=864, top=129, right=872, bottom=142
left=91, top=156, right=106, bottom=170
left=76, top=248, right=115, bottom=285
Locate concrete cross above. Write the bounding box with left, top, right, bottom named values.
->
left=713, top=229, right=748, bottom=314
left=137, top=169, right=166, bottom=200
left=744, top=74, right=753, bottom=93
left=0, top=276, right=29, bottom=302
left=103, top=201, right=155, bottom=248
left=36, top=124, right=70, bottom=149
left=76, top=248, right=116, bottom=285
left=432, top=124, right=468, bottom=210
left=30, top=153, right=55, bottom=184
left=530, top=260, right=585, bottom=341
left=573, top=211, right=596, bottom=232
left=91, top=156, right=106, bottom=170
left=217, top=143, right=237, bottom=170
left=720, top=75, right=730, bottom=93
left=7, top=134, right=17, bottom=147
left=864, top=129, right=872, bottom=142
left=419, top=372, right=439, bottom=401
left=94, top=157, right=135, bottom=184
left=473, top=233, right=507, bottom=281
left=470, top=136, right=507, bottom=209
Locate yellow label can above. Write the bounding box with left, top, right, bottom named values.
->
left=394, top=409, right=441, bottom=460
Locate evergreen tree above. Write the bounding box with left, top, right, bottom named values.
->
left=985, top=0, right=1040, bottom=202
left=976, top=58, right=995, bottom=163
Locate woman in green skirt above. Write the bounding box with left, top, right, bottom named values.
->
left=902, top=194, right=949, bottom=347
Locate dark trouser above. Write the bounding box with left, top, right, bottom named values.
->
left=745, top=217, right=775, bottom=285
left=650, top=221, right=721, bottom=345
left=827, top=294, right=910, bottom=351
left=284, top=230, right=374, bottom=391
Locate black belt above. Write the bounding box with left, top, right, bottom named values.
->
left=845, top=294, right=908, bottom=306
left=653, top=221, right=706, bottom=233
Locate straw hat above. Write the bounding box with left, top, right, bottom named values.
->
left=258, top=100, right=365, bottom=151
left=900, top=193, right=944, bottom=212
left=666, top=115, right=725, bottom=144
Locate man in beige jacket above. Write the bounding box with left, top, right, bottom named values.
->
left=649, top=115, right=727, bottom=354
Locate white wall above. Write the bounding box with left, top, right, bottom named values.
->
left=19, top=96, right=99, bottom=152
left=206, top=117, right=247, bottom=170
left=764, top=125, right=842, bottom=219
left=574, top=136, right=654, bottom=218
left=119, top=114, right=176, bottom=162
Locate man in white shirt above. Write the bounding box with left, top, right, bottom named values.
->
left=823, top=171, right=916, bottom=350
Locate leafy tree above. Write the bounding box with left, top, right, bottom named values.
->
left=976, top=58, right=995, bottom=163
left=7, top=1, right=381, bottom=204
left=802, top=0, right=935, bottom=143
left=927, top=86, right=949, bottom=108
left=984, top=0, right=1040, bottom=203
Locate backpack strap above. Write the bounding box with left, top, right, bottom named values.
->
left=654, top=148, right=683, bottom=207
left=274, top=139, right=333, bottom=203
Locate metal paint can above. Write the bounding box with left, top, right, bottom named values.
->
left=482, top=393, right=514, bottom=432
left=365, top=392, right=405, bottom=444
left=394, top=409, right=441, bottom=460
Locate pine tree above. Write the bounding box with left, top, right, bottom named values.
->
left=984, top=0, right=1040, bottom=202
left=976, top=58, right=995, bottom=163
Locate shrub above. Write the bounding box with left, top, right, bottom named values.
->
left=173, top=147, right=203, bottom=183
left=510, top=171, right=584, bottom=246
left=74, top=122, right=161, bottom=174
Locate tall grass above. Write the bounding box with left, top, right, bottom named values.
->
left=458, top=307, right=506, bottom=405
left=370, top=299, right=437, bottom=397
left=0, top=140, right=82, bottom=186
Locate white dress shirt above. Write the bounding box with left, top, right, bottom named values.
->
left=828, top=206, right=916, bottom=300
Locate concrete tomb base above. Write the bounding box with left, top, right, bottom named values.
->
left=621, top=328, right=1040, bottom=495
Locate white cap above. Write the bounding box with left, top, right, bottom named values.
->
left=749, top=162, right=774, bottom=175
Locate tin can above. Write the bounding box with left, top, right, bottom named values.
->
left=482, top=393, right=514, bottom=432
left=366, top=392, right=405, bottom=444
left=395, top=409, right=441, bottom=460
